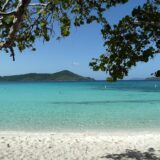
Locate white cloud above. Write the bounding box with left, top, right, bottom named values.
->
left=73, top=62, right=80, bottom=66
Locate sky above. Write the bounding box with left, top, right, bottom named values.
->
left=0, top=0, right=160, bottom=80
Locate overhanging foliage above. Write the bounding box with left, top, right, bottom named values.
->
left=0, top=0, right=159, bottom=80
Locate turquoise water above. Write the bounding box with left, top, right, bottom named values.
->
left=0, top=81, right=160, bottom=132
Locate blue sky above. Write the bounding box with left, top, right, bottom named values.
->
left=0, top=0, right=160, bottom=80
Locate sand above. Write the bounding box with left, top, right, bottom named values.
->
left=0, top=131, right=160, bottom=160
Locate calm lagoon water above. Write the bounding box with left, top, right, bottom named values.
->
left=0, top=81, right=160, bottom=132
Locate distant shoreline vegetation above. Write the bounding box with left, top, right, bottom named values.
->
left=0, top=70, right=95, bottom=82
left=145, top=77, right=160, bottom=81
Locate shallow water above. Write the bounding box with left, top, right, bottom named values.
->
left=0, top=81, right=160, bottom=132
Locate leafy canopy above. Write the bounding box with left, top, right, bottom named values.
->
left=0, top=0, right=159, bottom=80
left=90, top=0, right=160, bottom=80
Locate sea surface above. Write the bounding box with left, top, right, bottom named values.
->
left=0, top=81, right=160, bottom=132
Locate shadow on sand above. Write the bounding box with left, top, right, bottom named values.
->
left=101, top=148, right=160, bottom=160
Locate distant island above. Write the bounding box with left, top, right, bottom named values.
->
left=145, top=77, right=160, bottom=80
left=0, top=70, right=95, bottom=81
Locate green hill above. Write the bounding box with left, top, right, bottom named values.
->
left=0, top=70, right=95, bottom=81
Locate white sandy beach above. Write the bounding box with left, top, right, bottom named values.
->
left=0, top=132, right=160, bottom=160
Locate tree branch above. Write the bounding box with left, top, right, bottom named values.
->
left=134, top=21, right=160, bottom=27
left=29, top=3, right=48, bottom=7
left=0, top=0, right=31, bottom=48
left=9, top=47, right=15, bottom=61
left=0, top=11, right=16, bottom=16
left=2, top=0, right=10, bottom=11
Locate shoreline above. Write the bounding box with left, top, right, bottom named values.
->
left=1, top=131, right=160, bottom=160
left=1, top=129, right=160, bottom=135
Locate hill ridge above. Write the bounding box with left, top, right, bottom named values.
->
left=0, top=70, right=95, bottom=81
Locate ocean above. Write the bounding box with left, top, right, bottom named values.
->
left=0, top=81, right=160, bottom=132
